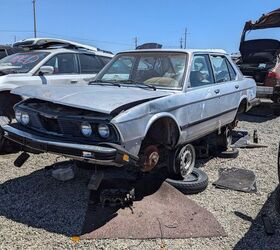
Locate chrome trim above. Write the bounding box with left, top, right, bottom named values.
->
left=3, top=125, right=117, bottom=154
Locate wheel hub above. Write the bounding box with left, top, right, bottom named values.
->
left=141, top=145, right=160, bottom=172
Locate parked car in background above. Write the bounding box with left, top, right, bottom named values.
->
left=2, top=49, right=256, bottom=178
left=0, top=38, right=113, bottom=151
left=237, top=8, right=280, bottom=103
left=0, top=45, right=24, bottom=60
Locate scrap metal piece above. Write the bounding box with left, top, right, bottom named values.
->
left=100, top=188, right=135, bottom=208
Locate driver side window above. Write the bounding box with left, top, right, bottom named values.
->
left=189, top=54, right=214, bottom=88
left=43, top=53, right=78, bottom=74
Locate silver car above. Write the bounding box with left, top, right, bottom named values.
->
left=2, top=49, right=257, bottom=178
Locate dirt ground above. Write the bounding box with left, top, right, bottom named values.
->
left=0, top=101, right=280, bottom=250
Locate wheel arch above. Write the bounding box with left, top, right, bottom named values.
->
left=142, top=113, right=181, bottom=148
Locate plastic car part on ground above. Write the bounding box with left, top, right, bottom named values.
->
left=213, top=167, right=257, bottom=193
left=165, top=168, right=208, bottom=195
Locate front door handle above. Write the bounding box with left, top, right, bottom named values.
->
left=235, top=85, right=239, bottom=89
left=214, top=89, right=220, bottom=94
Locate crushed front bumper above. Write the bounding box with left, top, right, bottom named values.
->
left=2, top=125, right=139, bottom=167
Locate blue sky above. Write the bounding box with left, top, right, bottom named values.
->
left=0, top=0, right=279, bottom=53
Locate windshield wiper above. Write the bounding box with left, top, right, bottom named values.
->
left=89, top=79, right=121, bottom=87
left=118, top=79, right=157, bottom=91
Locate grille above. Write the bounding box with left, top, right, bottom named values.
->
left=38, top=114, right=61, bottom=133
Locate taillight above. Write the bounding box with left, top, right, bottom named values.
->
left=267, top=71, right=280, bottom=79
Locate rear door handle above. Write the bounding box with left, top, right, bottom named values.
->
left=70, top=80, right=78, bottom=84
left=235, top=85, right=239, bottom=89
left=214, top=89, right=220, bottom=94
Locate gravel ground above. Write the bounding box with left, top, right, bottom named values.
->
left=0, top=101, right=280, bottom=250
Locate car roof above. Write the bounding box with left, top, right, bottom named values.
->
left=13, top=38, right=114, bottom=57
left=117, top=48, right=227, bottom=55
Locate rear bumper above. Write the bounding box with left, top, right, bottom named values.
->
left=3, top=124, right=139, bottom=167
left=256, top=86, right=273, bottom=96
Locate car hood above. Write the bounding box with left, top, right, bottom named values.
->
left=12, top=85, right=173, bottom=114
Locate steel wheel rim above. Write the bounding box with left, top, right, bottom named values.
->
left=179, top=145, right=194, bottom=178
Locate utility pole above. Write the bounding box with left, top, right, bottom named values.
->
left=32, top=0, right=37, bottom=38
left=180, top=37, right=183, bottom=49
left=184, top=27, right=187, bottom=49
left=134, top=36, right=138, bottom=49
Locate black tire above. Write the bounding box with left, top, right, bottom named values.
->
left=165, top=168, right=208, bottom=195
left=214, top=147, right=239, bottom=159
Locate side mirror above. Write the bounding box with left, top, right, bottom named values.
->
left=39, top=66, right=54, bottom=75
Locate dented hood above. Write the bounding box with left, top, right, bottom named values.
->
left=12, top=85, right=171, bottom=114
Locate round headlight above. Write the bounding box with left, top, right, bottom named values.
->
left=15, top=111, right=22, bottom=123
left=21, top=113, right=30, bottom=125
left=98, top=124, right=110, bottom=138
left=81, top=122, right=92, bottom=137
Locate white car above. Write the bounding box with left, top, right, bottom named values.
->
left=0, top=38, right=113, bottom=120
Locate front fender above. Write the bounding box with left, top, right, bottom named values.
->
left=144, top=112, right=181, bottom=137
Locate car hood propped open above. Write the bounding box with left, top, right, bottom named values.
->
left=12, top=85, right=172, bottom=114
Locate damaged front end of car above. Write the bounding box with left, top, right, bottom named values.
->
left=3, top=98, right=139, bottom=167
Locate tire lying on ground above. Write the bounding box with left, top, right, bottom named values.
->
left=165, top=168, right=208, bottom=195
left=212, top=147, right=239, bottom=159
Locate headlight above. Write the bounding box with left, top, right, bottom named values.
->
left=15, top=111, right=22, bottom=123
left=21, top=113, right=30, bottom=125
left=81, top=122, right=92, bottom=137
left=98, top=124, right=110, bottom=138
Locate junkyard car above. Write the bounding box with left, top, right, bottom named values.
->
left=0, top=38, right=113, bottom=151
left=2, top=49, right=257, bottom=178
left=0, top=38, right=113, bottom=120
left=237, top=8, right=280, bottom=103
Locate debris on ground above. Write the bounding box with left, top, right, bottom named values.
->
left=213, top=167, right=257, bottom=193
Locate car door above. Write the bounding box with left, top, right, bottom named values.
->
left=209, top=54, right=239, bottom=127
left=184, top=54, right=222, bottom=141
left=40, top=53, right=80, bottom=85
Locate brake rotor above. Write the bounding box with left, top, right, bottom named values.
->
left=141, top=145, right=160, bottom=172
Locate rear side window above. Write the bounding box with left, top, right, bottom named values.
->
left=210, top=55, right=231, bottom=83
left=44, top=53, right=78, bottom=74
left=226, top=60, right=237, bottom=80
left=79, top=54, right=103, bottom=74
left=189, top=54, right=214, bottom=87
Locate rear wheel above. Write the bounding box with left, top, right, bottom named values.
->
left=216, top=127, right=232, bottom=151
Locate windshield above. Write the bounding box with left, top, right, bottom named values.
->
left=0, top=51, right=49, bottom=74
left=95, top=52, right=187, bottom=89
